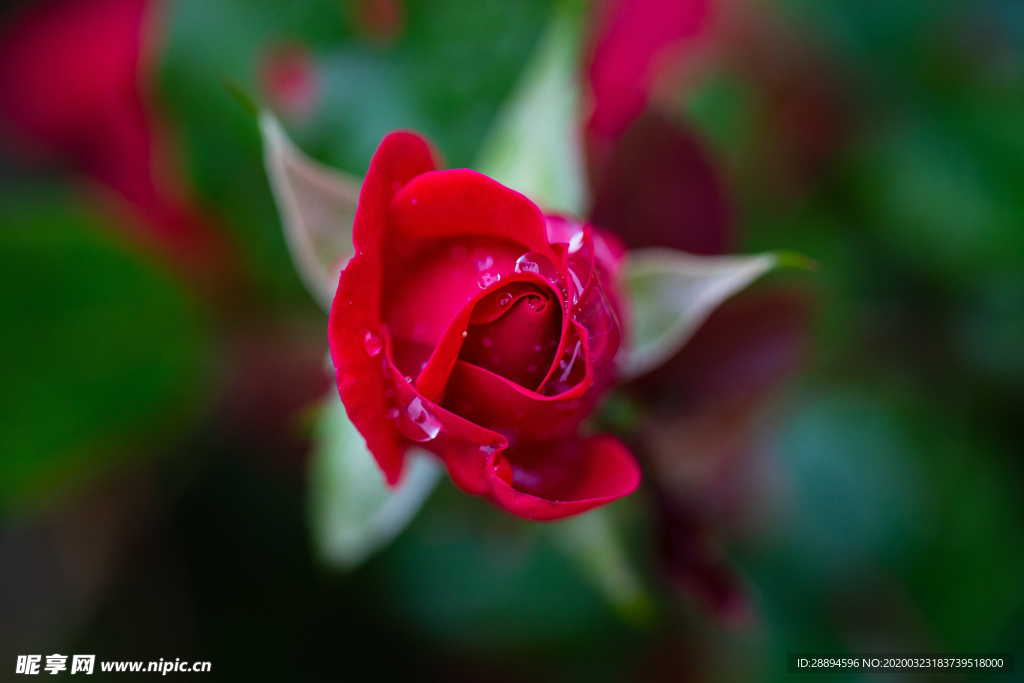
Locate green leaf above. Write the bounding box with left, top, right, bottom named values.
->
left=474, top=0, right=588, bottom=215
left=618, top=248, right=813, bottom=380
left=0, top=191, right=206, bottom=509
left=261, top=112, right=361, bottom=311
left=309, top=391, right=443, bottom=569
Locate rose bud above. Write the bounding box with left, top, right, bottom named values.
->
left=328, top=131, right=640, bottom=521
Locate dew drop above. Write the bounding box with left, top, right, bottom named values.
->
left=404, top=376, right=413, bottom=383
left=496, top=292, right=513, bottom=308
left=386, top=408, right=400, bottom=420
left=462, top=330, right=468, bottom=338
left=477, top=269, right=501, bottom=289
left=514, top=252, right=560, bottom=286
left=363, top=330, right=382, bottom=357
left=397, top=395, right=441, bottom=442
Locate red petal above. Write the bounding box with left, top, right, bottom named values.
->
left=486, top=436, right=641, bottom=521
left=410, top=272, right=557, bottom=402
left=379, top=331, right=639, bottom=520
left=328, top=131, right=439, bottom=484
left=390, top=169, right=557, bottom=261
left=443, top=342, right=594, bottom=445
left=459, top=284, right=561, bottom=391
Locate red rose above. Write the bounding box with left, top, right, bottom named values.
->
left=328, top=131, right=640, bottom=521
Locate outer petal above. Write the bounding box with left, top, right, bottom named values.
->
left=390, top=169, right=558, bottom=261
left=328, top=131, right=439, bottom=484
left=486, top=435, right=641, bottom=521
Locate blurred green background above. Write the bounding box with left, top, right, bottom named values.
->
left=1, top=0, right=1022, bottom=680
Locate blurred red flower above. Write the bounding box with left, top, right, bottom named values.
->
left=0, top=0, right=223, bottom=268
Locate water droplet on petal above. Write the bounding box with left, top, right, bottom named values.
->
left=461, top=330, right=468, bottom=338
left=482, top=337, right=493, bottom=348
left=363, top=330, right=382, bottom=357
left=477, top=269, right=500, bottom=289
left=514, top=252, right=560, bottom=286
left=405, top=376, right=413, bottom=383
left=397, top=395, right=441, bottom=442
left=496, top=292, right=513, bottom=308
left=386, top=408, right=400, bottom=420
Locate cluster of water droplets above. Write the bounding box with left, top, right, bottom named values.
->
left=519, top=219, right=621, bottom=395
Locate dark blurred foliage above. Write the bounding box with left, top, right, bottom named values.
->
left=1, top=0, right=1023, bottom=681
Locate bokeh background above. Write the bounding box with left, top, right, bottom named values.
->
left=1, top=0, right=1023, bottom=680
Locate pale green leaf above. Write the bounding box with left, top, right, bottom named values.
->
left=618, top=249, right=813, bottom=380
left=260, top=112, right=362, bottom=311
left=474, top=0, right=588, bottom=216
left=309, top=391, right=443, bottom=569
